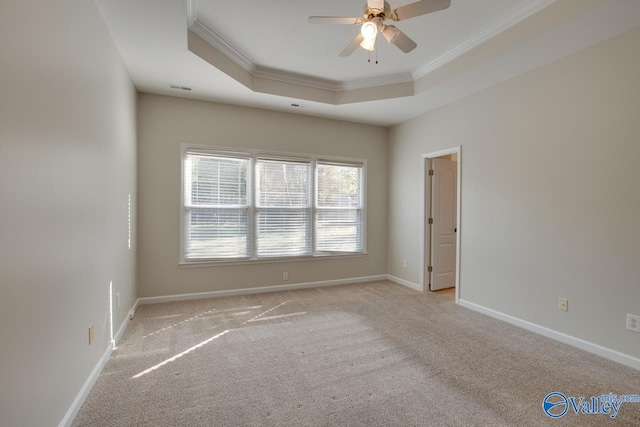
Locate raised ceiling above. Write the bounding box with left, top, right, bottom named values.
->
left=96, top=0, right=640, bottom=126
left=193, top=0, right=533, bottom=83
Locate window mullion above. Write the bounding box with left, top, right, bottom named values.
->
left=311, top=159, right=317, bottom=255
left=249, top=156, right=256, bottom=260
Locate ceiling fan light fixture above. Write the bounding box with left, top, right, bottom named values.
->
left=382, top=25, right=400, bottom=44
left=360, top=21, right=378, bottom=40
left=359, top=37, right=376, bottom=51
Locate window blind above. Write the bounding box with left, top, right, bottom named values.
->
left=316, top=162, right=363, bottom=253
left=255, top=159, right=311, bottom=257
left=184, top=152, right=250, bottom=259
left=181, top=148, right=366, bottom=262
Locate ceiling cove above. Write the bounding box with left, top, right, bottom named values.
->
left=186, top=0, right=556, bottom=105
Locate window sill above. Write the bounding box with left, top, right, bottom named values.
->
left=179, top=252, right=367, bottom=268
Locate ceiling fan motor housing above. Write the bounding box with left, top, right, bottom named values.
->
left=364, top=1, right=391, bottom=21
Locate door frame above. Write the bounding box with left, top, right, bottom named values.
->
left=420, top=146, right=462, bottom=304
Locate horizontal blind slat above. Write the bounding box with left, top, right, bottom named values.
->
left=256, top=158, right=311, bottom=257
left=256, top=209, right=311, bottom=257
left=184, top=152, right=250, bottom=259
left=316, top=209, right=362, bottom=252
left=316, top=163, right=364, bottom=252
left=256, top=160, right=310, bottom=207
left=186, top=208, right=249, bottom=258
left=186, top=154, right=249, bottom=206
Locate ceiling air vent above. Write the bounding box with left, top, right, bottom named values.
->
left=169, top=84, right=192, bottom=91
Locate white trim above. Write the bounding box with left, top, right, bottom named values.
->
left=421, top=146, right=461, bottom=304
left=419, top=157, right=428, bottom=295
left=189, top=20, right=255, bottom=74
left=413, top=0, right=557, bottom=79
left=130, top=299, right=139, bottom=320
left=186, top=0, right=199, bottom=27
left=253, top=66, right=340, bottom=92
left=459, top=299, right=640, bottom=371
left=189, top=19, right=414, bottom=93
left=137, top=275, right=387, bottom=305
left=114, top=312, right=130, bottom=344
left=58, top=344, right=113, bottom=427
left=59, top=311, right=132, bottom=427
left=386, top=274, right=424, bottom=292
left=339, top=72, right=415, bottom=91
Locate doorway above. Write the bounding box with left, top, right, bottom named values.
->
left=421, top=147, right=461, bottom=304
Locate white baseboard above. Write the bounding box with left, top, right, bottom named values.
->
left=458, top=299, right=640, bottom=371
left=386, top=274, right=424, bottom=292
left=59, top=345, right=112, bottom=427
left=114, top=311, right=130, bottom=344
left=130, top=298, right=139, bottom=320
left=137, top=275, right=389, bottom=305
left=59, top=311, right=132, bottom=427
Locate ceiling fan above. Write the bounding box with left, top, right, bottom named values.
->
left=309, top=0, right=451, bottom=57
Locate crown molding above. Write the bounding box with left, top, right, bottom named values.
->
left=189, top=20, right=255, bottom=74
left=252, top=67, right=340, bottom=91
left=340, top=72, right=414, bottom=91
left=186, top=0, right=199, bottom=27
left=189, top=18, right=414, bottom=93
left=413, top=0, right=557, bottom=79
left=188, top=0, right=557, bottom=95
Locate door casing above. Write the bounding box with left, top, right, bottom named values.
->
left=420, top=146, right=462, bottom=304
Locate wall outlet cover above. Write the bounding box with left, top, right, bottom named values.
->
left=559, top=298, right=568, bottom=312
left=627, top=314, right=640, bottom=333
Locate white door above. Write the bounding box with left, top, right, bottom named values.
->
left=430, top=158, right=457, bottom=291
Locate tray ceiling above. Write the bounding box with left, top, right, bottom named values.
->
left=95, top=0, right=640, bottom=126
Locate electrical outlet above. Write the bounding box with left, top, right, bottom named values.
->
left=283, top=272, right=288, bottom=281
left=559, top=298, right=568, bottom=312
left=403, top=259, right=407, bottom=268
left=88, top=324, right=94, bottom=345
left=116, top=293, right=120, bottom=308
left=627, top=314, right=640, bottom=333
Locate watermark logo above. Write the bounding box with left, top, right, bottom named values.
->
left=543, top=392, right=639, bottom=419
left=542, top=392, right=569, bottom=419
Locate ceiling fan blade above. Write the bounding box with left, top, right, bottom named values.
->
left=367, top=0, right=385, bottom=10
left=390, top=29, right=417, bottom=53
left=339, top=33, right=365, bottom=57
left=391, top=0, right=451, bottom=21
left=308, top=16, right=363, bottom=25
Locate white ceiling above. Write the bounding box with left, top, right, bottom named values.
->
left=195, top=0, right=530, bottom=82
left=96, top=0, right=640, bottom=126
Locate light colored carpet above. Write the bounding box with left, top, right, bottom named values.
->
left=72, top=281, right=640, bottom=426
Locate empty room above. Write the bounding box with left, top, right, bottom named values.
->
left=2, top=0, right=640, bottom=426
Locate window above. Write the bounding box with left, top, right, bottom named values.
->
left=316, top=162, right=363, bottom=253
left=183, top=151, right=250, bottom=259
left=181, top=147, right=365, bottom=263
left=256, top=159, right=311, bottom=257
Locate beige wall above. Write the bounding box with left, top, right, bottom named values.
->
left=388, top=27, right=640, bottom=359
left=137, top=94, right=388, bottom=298
left=0, top=1, right=137, bottom=426
left=2, top=2, right=637, bottom=424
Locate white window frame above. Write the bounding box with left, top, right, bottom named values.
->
left=180, top=144, right=367, bottom=267
left=315, top=160, right=365, bottom=255
left=255, top=157, right=313, bottom=258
